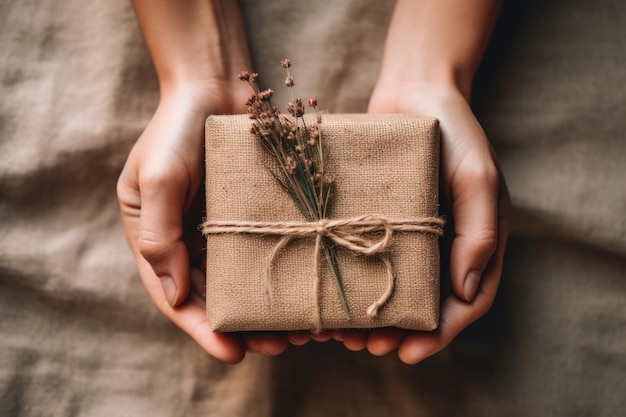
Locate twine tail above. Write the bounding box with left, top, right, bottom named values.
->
left=265, top=235, right=292, bottom=301
left=312, top=233, right=323, bottom=333
left=366, top=256, right=395, bottom=318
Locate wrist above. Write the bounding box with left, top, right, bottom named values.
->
left=369, top=77, right=468, bottom=116
left=132, top=0, right=251, bottom=106
left=377, top=0, right=501, bottom=103
left=157, top=51, right=250, bottom=98
left=376, top=62, right=473, bottom=103
left=159, top=78, right=249, bottom=118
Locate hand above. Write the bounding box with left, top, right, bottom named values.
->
left=117, top=82, right=289, bottom=363
left=339, top=81, right=511, bottom=364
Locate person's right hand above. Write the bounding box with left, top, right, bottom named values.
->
left=117, top=81, right=290, bottom=363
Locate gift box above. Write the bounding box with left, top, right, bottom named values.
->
left=203, top=114, right=443, bottom=332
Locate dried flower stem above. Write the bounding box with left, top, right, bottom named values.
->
left=239, top=62, right=350, bottom=319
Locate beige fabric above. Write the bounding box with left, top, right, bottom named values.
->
left=1, top=0, right=625, bottom=415
left=204, top=114, right=441, bottom=331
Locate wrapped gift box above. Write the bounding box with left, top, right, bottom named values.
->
left=204, top=114, right=442, bottom=332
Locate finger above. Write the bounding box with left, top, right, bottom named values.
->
left=398, top=296, right=474, bottom=364
left=448, top=157, right=499, bottom=303
left=245, top=333, right=289, bottom=355
left=288, top=330, right=339, bottom=345
left=142, top=269, right=246, bottom=364
left=118, top=164, right=189, bottom=308
left=339, top=330, right=368, bottom=351
left=398, top=256, right=498, bottom=364
left=332, top=330, right=343, bottom=342
left=311, top=331, right=334, bottom=342
left=366, top=328, right=406, bottom=356
left=398, top=174, right=510, bottom=364
left=136, top=162, right=191, bottom=307
left=120, top=169, right=244, bottom=363
left=288, top=331, right=312, bottom=346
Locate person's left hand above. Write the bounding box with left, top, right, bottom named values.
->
left=339, top=80, right=511, bottom=364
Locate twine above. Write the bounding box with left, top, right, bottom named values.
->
left=202, top=214, right=444, bottom=332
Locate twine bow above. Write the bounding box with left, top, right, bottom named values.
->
left=202, top=215, right=444, bottom=332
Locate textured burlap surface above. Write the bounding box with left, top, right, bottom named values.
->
left=205, top=114, right=441, bottom=331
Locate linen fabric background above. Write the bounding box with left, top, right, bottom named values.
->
left=1, top=0, right=625, bottom=416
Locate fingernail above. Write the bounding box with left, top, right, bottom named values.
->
left=160, top=276, right=178, bottom=307
left=464, top=270, right=481, bottom=302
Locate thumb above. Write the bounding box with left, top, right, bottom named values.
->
left=137, top=167, right=191, bottom=308
left=448, top=161, right=499, bottom=303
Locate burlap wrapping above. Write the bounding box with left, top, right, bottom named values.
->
left=204, top=114, right=441, bottom=332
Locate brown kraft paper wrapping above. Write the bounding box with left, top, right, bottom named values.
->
left=204, top=114, right=442, bottom=332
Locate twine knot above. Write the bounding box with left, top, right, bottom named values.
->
left=315, top=218, right=330, bottom=236
left=202, top=214, right=444, bottom=332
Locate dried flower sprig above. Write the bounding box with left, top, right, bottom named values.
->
left=239, top=61, right=349, bottom=319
